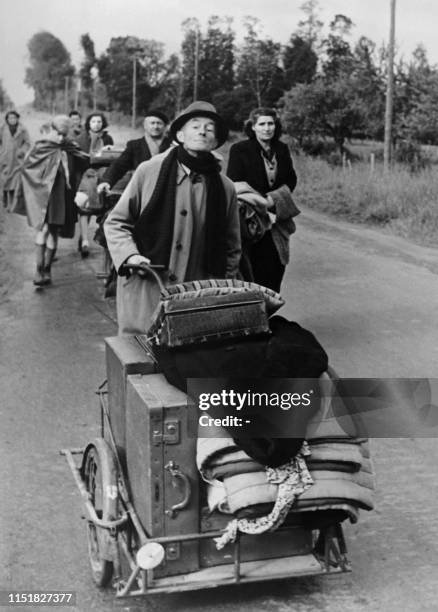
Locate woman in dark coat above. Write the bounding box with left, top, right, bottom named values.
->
left=76, top=112, right=113, bottom=257
left=227, top=107, right=298, bottom=292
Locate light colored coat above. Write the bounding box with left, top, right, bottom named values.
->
left=104, top=150, right=241, bottom=335
left=0, top=123, right=31, bottom=192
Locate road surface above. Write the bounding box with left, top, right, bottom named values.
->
left=1, top=207, right=437, bottom=611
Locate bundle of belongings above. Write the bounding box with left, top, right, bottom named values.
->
left=235, top=181, right=301, bottom=281
left=141, top=279, right=375, bottom=549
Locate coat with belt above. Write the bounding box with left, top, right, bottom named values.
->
left=0, top=123, right=31, bottom=191
left=102, top=135, right=173, bottom=188
left=104, top=150, right=242, bottom=335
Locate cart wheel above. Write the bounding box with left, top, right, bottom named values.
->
left=82, top=439, right=118, bottom=587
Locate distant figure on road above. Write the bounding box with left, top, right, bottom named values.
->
left=104, top=101, right=241, bottom=334
left=68, top=109, right=84, bottom=140
left=98, top=109, right=172, bottom=194
left=11, top=115, right=89, bottom=287
left=76, top=112, right=114, bottom=258
left=227, top=107, right=299, bottom=292
left=0, top=110, right=31, bottom=210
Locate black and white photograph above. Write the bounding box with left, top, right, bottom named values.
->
left=1, top=1, right=437, bottom=610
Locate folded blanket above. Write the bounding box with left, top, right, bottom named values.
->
left=219, top=467, right=374, bottom=514
left=308, top=442, right=364, bottom=470
left=309, top=469, right=375, bottom=491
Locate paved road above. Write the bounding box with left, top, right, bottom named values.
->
left=1, top=207, right=437, bottom=611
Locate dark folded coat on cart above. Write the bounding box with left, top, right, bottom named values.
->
left=151, top=315, right=329, bottom=467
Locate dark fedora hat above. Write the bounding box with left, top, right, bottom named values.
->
left=144, top=108, right=169, bottom=124
left=170, top=101, right=228, bottom=148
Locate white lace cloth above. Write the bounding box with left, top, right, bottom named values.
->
left=214, top=442, right=313, bottom=550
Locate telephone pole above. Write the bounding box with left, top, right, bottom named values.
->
left=132, top=55, right=137, bottom=129
left=64, top=76, right=70, bottom=113
left=383, top=0, right=396, bottom=171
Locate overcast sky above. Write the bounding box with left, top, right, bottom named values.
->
left=0, top=0, right=435, bottom=106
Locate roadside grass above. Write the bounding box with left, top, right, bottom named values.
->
left=293, top=154, right=438, bottom=247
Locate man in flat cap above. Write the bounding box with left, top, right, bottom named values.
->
left=104, top=101, right=241, bottom=334
left=11, top=115, right=89, bottom=287
left=98, top=109, right=172, bottom=193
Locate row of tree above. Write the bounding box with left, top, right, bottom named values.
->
left=20, top=1, right=438, bottom=150
left=0, top=79, right=12, bottom=113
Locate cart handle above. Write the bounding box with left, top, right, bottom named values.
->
left=119, top=263, right=166, bottom=293
left=164, top=461, right=192, bottom=518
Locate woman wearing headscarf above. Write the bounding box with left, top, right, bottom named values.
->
left=227, top=107, right=299, bottom=292
left=0, top=110, right=31, bottom=209
left=76, top=112, right=113, bottom=257
left=11, top=115, right=89, bottom=287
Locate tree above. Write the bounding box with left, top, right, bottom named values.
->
left=98, top=36, right=169, bottom=114
left=0, top=80, right=12, bottom=111
left=281, top=75, right=366, bottom=152
left=393, top=45, right=438, bottom=143
left=180, top=16, right=235, bottom=104
left=212, top=86, right=255, bottom=130
left=351, top=36, right=386, bottom=139
left=78, top=33, right=97, bottom=108
left=283, top=35, right=318, bottom=89
left=25, top=31, right=75, bottom=111
left=296, top=0, right=323, bottom=49
left=199, top=16, right=234, bottom=98
left=147, top=53, right=182, bottom=118
left=236, top=17, right=283, bottom=107
left=322, top=14, right=355, bottom=80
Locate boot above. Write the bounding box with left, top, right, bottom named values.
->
left=33, top=245, right=46, bottom=287
left=43, top=247, right=56, bottom=285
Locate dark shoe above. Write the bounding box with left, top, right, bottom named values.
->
left=78, top=237, right=82, bottom=253
left=33, top=266, right=45, bottom=287
left=81, top=244, right=89, bottom=258
left=42, top=267, right=52, bottom=285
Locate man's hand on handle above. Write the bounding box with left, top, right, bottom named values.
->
left=124, top=254, right=151, bottom=278
left=97, top=182, right=111, bottom=195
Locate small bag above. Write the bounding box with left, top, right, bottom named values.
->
left=75, top=189, right=105, bottom=215
left=148, top=290, right=270, bottom=348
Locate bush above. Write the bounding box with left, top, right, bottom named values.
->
left=293, top=153, right=438, bottom=245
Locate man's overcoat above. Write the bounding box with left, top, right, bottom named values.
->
left=104, top=150, right=242, bottom=334
left=0, top=123, right=31, bottom=191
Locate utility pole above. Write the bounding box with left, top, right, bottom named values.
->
left=74, top=77, right=81, bottom=110
left=193, top=28, right=200, bottom=101
left=131, top=55, right=138, bottom=129
left=64, top=76, right=70, bottom=113
left=383, top=0, right=396, bottom=171
left=90, top=66, right=99, bottom=111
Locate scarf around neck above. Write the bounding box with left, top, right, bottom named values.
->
left=133, top=145, right=228, bottom=276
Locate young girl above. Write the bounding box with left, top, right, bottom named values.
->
left=76, top=113, right=114, bottom=257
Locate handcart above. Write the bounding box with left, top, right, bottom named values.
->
left=61, top=269, right=361, bottom=600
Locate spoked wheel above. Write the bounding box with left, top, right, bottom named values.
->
left=82, top=438, right=119, bottom=587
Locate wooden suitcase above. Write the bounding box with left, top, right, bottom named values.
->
left=105, top=336, right=155, bottom=469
